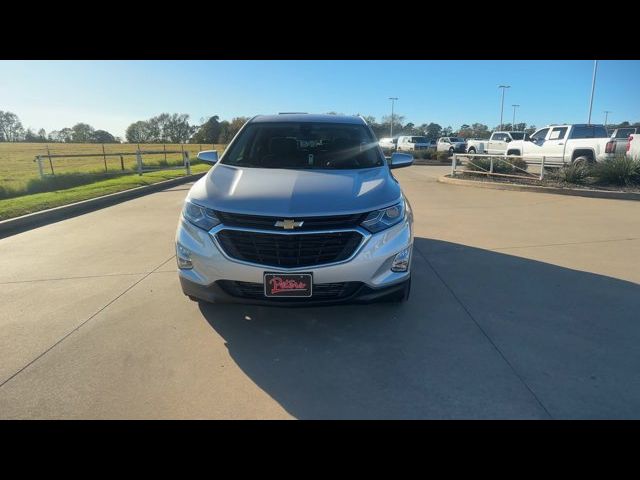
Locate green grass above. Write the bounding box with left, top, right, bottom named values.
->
left=0, top=163, right=211, bottom=221
left=0, top=142, right=227, bottom=196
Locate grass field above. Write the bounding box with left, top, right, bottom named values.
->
left=0, top=163, right=211, bottom=221
left=0, top=142, right=227, bottom=196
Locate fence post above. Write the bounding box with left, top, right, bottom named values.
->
left=451, top=154, right=457, bottom=176
left=184, top=151, right=191, bottom=175
left=490, top=157, right=494, bottom=174
left=102, top=144, right=107, bottom=172
left=163, top=143, right=167, bottom=163
left=46, top=145, right=54, bottom=175
left=35, top=156, right=44, bottom=179
left=120, top=155, right=125, bottom=171
left=540, top=156, right=545, bottom=180
left=136, top=149, right=143, bottom=176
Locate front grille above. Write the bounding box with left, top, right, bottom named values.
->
left=214, top=211, right=366, bottom=231
left=216, top=230, right=363, bottom=268
left=218, top=280, right=363, bottom=301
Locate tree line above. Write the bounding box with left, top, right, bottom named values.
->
left=2, top=109, right=639, bottom=144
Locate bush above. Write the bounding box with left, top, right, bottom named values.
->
left=549, top=162, right=592, bottom=184
left=511, top=157, right=528, bottom=172
left=419, top=150, right=432, bottom=160
left=593, top=156, right=640, bottom=186
left=436, top=151, right=449, bottom=162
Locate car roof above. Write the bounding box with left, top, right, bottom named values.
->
left=250, top=114, right=366, bottom=124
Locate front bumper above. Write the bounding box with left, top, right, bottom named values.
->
left=176, top=216, right=413, bottom=305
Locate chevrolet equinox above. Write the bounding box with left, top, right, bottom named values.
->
left=176, top=114, right=414, bottom=305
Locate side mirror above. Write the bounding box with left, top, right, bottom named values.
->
left=197, top=150, right=219, bottom=164
left=505, top=137, right=512, bottom=143
left=389, top=152, right=413, bottom=169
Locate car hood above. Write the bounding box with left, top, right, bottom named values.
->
left=187, top=164, right=402, bottom=216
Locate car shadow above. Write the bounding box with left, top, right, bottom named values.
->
left=198, top=237, right=640, bottom=419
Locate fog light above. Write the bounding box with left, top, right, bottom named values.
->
left=391, top=247, right=411, bottom=272
left=176, top=243, right=193, bottom=269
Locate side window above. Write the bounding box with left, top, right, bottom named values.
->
left=549, top=127, right=567, bottom=140
left=569, top=126, right=607, bottom=139
left=531, top=128, right=550, bottom=142
left=492, top=133, right=505, bottom=141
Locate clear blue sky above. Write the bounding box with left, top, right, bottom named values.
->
left=1, top=60, right=639, bottom=138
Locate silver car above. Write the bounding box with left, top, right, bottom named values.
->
left=175, top=114, right=414, bottom=306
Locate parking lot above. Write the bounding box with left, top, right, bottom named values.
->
left=1, top=165, right=639, bottom=419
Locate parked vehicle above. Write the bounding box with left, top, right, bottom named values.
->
left=609, top=127, right=639, bottom=155
left=505, top=124, right=615, bottom=166
left=437, top=137, right=467, bottom=154
left=378, top=137, right=397, bottom=151
left=466, top=131, right=528, bottom=155
left=627, top=134, right=640, bottom=161
left=397, top=135, right=431, bottom=151
left=176, top=113, right=414, bottom=306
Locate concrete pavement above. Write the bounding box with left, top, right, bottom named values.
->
left=1, top=167, right=639, bottom=418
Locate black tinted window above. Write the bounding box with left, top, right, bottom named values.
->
left=221, top=122, right=384, bottom=170
left=615, top=128, right=636, bottom=139
left=570, top=125, right=609, bottom=139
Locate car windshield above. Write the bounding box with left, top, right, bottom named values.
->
left=221, top=122, right=385, bottom=170
left=411, top=137, right=428, bottom=143
left=449, top=137, right=463, bottom=142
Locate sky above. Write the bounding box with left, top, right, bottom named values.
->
left=1, top=60, right=639, bottom=138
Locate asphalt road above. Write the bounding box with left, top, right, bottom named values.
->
left=1, top=166, right=639, bottom=419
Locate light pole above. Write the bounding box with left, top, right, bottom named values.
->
left=389, top=97, right=398, bottom=138
left=588, top=60, right=598, bottom=124
left=512, top=104, right=520, bottom=131
left=499, top=85, right=510, bottom=130
left=604, top=110, right=612, bottom=129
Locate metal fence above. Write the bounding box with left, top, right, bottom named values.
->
left=451, top=153, right=564, bottom=181
left=33, top=148, right=193, bottom=179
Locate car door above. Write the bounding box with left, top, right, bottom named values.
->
left=544, top=127, right=568, bottom=162
left=487, top=133, right=506, bottom=155
left=522, top=128, right=550, bottom=163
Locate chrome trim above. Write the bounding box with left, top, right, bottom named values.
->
left=208, top=224, right=372, bottom=271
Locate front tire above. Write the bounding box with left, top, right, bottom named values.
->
left=449, top=147, right=454, bottom=155
left=467, top=147, right=476, bottom=154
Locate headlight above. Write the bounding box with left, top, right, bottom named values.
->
left=182, top=200, right=221, bottom=231
left=360, top=200, right=406, bottom=233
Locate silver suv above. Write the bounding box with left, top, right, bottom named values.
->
left=175, top=114, right=414, bottom=305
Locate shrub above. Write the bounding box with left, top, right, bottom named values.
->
left=549, top=162, right=592, bottom=184
left=436, top=151, right=449, bottom=162
left=464, top=156, right=513, bottom=174
left=593, top=156, right=640, bottom=186
left=511, top=157, right=528, bottom=172
left=419, top=150, right=432, bottom=160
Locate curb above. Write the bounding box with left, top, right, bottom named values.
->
left=438, top=175, right=640, bottom=201
left=0, top=172, right=207, bottom=239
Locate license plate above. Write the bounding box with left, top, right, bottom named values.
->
left=264, top=273, right=313, bottom=298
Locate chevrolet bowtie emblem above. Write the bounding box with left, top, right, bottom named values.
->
left=275, top=219, right=304, bottom=229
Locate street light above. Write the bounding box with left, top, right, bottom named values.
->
left=388, top=97, right=398, bottom=138
left=512, top=104, right=520, bottom=131
left=498, top=85, right=511, bottom=130
left=604, top=110, right=612, bottom=129
left=588, top=60, right=598, bottom=124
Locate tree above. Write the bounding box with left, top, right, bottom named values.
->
left=37, top=128, right=47, bottom=141
left=0, top=111, right=25, bottom=142
left=148, top=113, right=171, bottom=142
left=161, top=113, right=194, bottom=143
left=71, top=123, right=95, bottom=143
left=191, top=115, right=222, bottom=144
left=424, top=123, right=442, bottom=141
left=92, top=129, right=117, bottom=143
left=126, top=121, right=154, bottom=143
left=24, top=128, right=39, bottom=142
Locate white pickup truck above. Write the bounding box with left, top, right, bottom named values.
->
left=466, top=131, right=528, bottom=155
left=437, top=136, right=467, bottom=154
left=503, top=124, right=616, bottom=166
left=627, top=134, right=639, bottom=160
left=609, top=127, right=638, bottom=155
